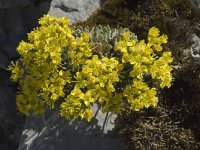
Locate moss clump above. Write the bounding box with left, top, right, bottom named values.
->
left=116, top=106, right=200, bottom=150
left=162, top=63, right=200, bottom=140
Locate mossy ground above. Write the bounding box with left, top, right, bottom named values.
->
left=75, top=0, right=200, bottom=149
left=76, top=0, right=199, bottom=64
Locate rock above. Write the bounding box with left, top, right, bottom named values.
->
left=18, top=104, right=125, bottom=150
left=0, top=0, right=30, bottom=9
left=0, top=113, right=25, bottom=150
left=0, top=82, right=25, bottom=150
left=0, top=1, right=52, bottom=59
left=184, top=33, right=200, bottom=64
left=172, top=65, right=182, bottom=70
left=189, top=34, right=200, bottom=60
left=0, top=52, right=9, bottom=69
left=0, top=126, right=7, bottom=150
left=0, top=0, right=52, bottom=150
left=190, top=0, right=200, bottom=18
left=20, top=1, right=52, bottom=32
left=190, top=0, right=200, bottom=8
left=48, top=0, right=103, bottom=24
left=0, top=7, right=28, bottom=59
left=0, top=26, right=6, bottom=45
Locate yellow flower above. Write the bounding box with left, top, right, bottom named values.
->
left=8, top=61, right=24, bottom=82
left=80, top=109, right=93, bottom=122
left=148, top=27, right=160, bottom=38
left=160, top=35, right=168, bottom=43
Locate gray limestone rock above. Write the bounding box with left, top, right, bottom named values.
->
left=190, top=0, right=200, bottom=18
left=190, top=0, right=200, bottom=8
left=188, top=34, right=200, bottom=60
left=18, top=104, right=125, bottom=150
left=184, top=33, right=200, bottom=64
left=48, top=0, right=103, bottom=24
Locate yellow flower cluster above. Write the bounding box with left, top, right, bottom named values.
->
left=8, top=61, right=24, bottom=82
left=8, top=15, right=173, bottom=122
left=123, top=80, right=158, bottom=111
left=9, top=15, right=74, bottom=115
left=61, top=55, right=123, bottom=121
left=68, top=32, right=93, bottom=67
left=115, top=27, right=173, bottom=111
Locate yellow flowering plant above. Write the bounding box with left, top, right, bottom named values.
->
left=8, top=15, right=173, bottom=122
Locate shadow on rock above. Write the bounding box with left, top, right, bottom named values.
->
left=18, top=104, right=125, bottom=150
left=0, top=0, right=52, bottom=150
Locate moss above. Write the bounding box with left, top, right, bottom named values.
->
left=116, top=106, right=200, bottom=150
left=76, top=0, right=194, bottom=31
left=162, top=64, right=200, bottom=140
left=75, top=0, right=199, bottom=66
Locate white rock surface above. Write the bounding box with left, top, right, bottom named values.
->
left=184, top=33, right=200, bottom=64
left=190, top=0, right=200, bottom=8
